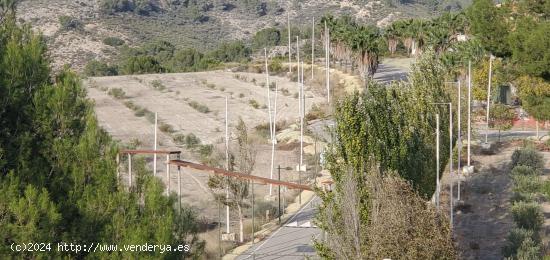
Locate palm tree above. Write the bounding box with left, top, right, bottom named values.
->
left=385, top=23, right=399, bottom=56
left=349, top=25, right=380, bottom=89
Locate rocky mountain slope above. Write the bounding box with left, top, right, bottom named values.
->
left=17, top=0, right=470, bottom=72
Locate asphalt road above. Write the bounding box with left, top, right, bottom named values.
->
left=236, top=197, right=322, bottom=260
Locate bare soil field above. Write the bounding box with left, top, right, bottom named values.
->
left=438, top=141, right=550, bottom=259
left=84, top=70, right=325, bottom=218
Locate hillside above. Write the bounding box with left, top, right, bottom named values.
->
left=16, top=0, right=470, bottom=72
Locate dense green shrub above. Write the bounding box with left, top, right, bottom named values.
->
left=185, top=133, right=201, bottom=149
left=84, top=60, right=118, bottom=76
left=511, top=165, right=539, bottom=177
left=122, top=55, right=164, bottom=74
left=206, top=41, right=251, bottom=63
left=511, top=148, right=544, bottom=170
left=173, top=134, right=186, bottom=145
left=516, top=237, right=541, bottom=260
left=252, top=28, right=281, bottom=49
left=150, top=80, right=165, bottom=90
left=103, top=36, right=125, bottom=46
left=58, top=15, right=83, bottom=30
left=512, top=174, right=541, bottom=196
left=503, top=228, right=537, bottom=258
left=511, top=201, right=543, bottom=231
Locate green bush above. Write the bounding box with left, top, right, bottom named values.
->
left=159, top=122, right=175, bottom=133
left=122, top=55, right=164, bottom=75
left=511, top=148, right=544, bottom=170
left=151, top=80, right=166, bottom=91
left=511, top=201, right=543, bottom=231
left=108, top=88, right=126, bottom=99
left=252, top=28, right=281, bottom=49
left=516, top=237, right=541, bottom=260
left=188, top=101, right=210, bottom=113
left=84, top=60, right=118, bottom=77
left=503, top=228, right=537, bottom=258
left=511, top=165, right=539, bottom=177
left=59, top=15, right=83, bottom=30
left=103, top=36, right=125, bottom=46
left=249, top=99, right=260, bottom=109
left=173, top=134, right=186, bottom=145
left=185, top=133, right=201, bottom=149
left=269, top=59, right=283, bottom=74
left=512, top=174, right=541, bottom=196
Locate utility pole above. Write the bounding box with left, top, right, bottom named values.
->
left=485, top=55, right=494, bottom=143
left=288, top=11, right=292, bottom=73
left=278, top=165, right=281, bottom=224
left=457, top=80, right=462, bottom=202
left=153, top=112, right=157, bottom=176
left=166, top=154, right=170, bottom=196
left=225, top=97, right=230, bottom=235
left=449, top=102, right=454, bottom=229
left=325, top=21, right=330, bottom=104
left=266, top=49, right=275, bottom=197
left=311, top=17, right=315, bottom=81
left=436, top=113, right=440, bottom=211
left=468, top=61, right=472, bottom=168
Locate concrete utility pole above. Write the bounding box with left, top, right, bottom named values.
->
left=288, top=12, right=292, bottom=73
left=265, top=49, right=275, bottom=197
left=311, top=17, right=315, bottom=81
left=436, top=114, right=440, bottom=211
left=325, top=21, right=330, bottom=104
left=225, top=97, right=230, bottom=235
left=449, top=103, right=453, bottom=228
left=153, top=112, right=158, bottom=176
left=457, top=81, right=462, bottom=202
left=269, top=83, right=278, bottom=197
left=468, top=61, right=472, bottom=167
left=485, top=55, right=494, bottom=143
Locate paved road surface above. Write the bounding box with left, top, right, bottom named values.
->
left=236, top=197, right=322, bottom=260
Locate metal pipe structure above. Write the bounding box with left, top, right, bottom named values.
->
left=457, top=81, right=462, bottom=202
left=168, top=160, right=311, bottom=191
left=116, top=153, right=120, bottom=184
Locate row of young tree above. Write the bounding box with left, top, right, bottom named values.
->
left=0, top=4, right=204, bottom=258
left=315, top=51, right=456, bottom=259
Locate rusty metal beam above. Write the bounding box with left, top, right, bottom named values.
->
left=168, top=160, right=312, bottom=191
left=120, top=149, right=181, bottom=155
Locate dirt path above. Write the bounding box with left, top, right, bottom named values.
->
left=439, top=145, right=515, bottom=260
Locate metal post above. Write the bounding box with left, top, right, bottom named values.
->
left=166, top=154, right=170, bottom=195
left=457, top=81, right=461, bottom=202
left=153, top=112, right=157, bottom=176
left=468, top=61, right=472, bottom=167
left=278, top=165, right=281, bottom=224
left=436, top=114, right=440, bottom=211
left=178, top=166, right=182, bottom=210
left=218, top=199, right=222, bottom=258
left=296, top=36, right=300, bottom=84
left=116, top=153, right=120, bottom=184
left=485, top=56, right=493, bottom=143
left=449, top=103, right=453, bottom=229
left=225, top=97, right=230, bottom=235
left=325, top=22, right=330, bottom=104
left=299, top=170, right=302, bottom=206
left=251, top=180, right=255, bottom=245
left=128, top=153, right=132, bottom=189
left=288, top=12, right=292, bottom=73
left=311, top=17, right=315, bottom=81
